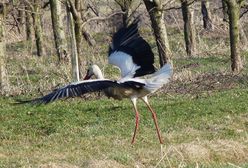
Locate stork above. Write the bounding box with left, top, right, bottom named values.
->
left=18, top=20, right=173, bottom=144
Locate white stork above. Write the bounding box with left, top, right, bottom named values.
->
left=19, top=20, right=173, bottom=144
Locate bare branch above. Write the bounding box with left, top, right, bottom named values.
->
left=42, top=1, right=50, bottom=9
left=163, top=0, right=196, bottom=11
left=87, top=3, right=99, bottom=16
left=66, top=0, right=80, bottom=21
left=129, top=1, right=142, bottom=17
left=240, top=5, right=248, bottom=18
left=80, top=11, right=125, bottom=29
left=11, top=12, right=21, bottom=33
left=23, top=0, right=34, bottom=11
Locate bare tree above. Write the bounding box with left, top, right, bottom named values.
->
left=201, top=0, right=213, bottom=30
left=115, top=0, right=133, bottom=27
left=224, top=0, right=244, bottom=72
left=25, top=4, right=33, bottom=41
left=50, top=0, right=68, bottom=62
left=66, top=2, right=79, bottom=82
left=181, top=0, right=196, bottom=56
left=239, top=23, right=248, bottom=47
left=222, top=0, right=228, bottom=21
left=17, top=1, right=25, bottom=33
left=74, top=0, right=83, bottom=56
left=143, top=0, right=171, bottom=67
left=79, top=0, right=96, bottom=47
left=0, top=2, right=8, bottom=91
left=32, top=0, right=45, bottom=56
left=67, top=0, right=95, bottom=56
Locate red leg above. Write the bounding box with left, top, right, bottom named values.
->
left=131, top=98, right=139, bottom=144
left=142, top=97, right=163, bottom=144
left=131, top=108, right=139, bottom=144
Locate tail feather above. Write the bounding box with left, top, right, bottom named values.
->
left=152, top=63, right=173, bottom=79
left=145, top=63, right=173, bottom=91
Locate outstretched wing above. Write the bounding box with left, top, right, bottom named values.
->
left=16, top=79, right=147, bottom=105
left=108, top=19, right=155, bottom=78
left=17, top=79, right=119, bottom=105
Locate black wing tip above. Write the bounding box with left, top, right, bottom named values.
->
left=134, top=66, right=156, bottom=77
left=13, top=98, right=44, bottom=106
left=130, top=17, right=140, bottom=26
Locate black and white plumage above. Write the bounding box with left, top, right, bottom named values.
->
left=21, top=64, right=171, bottom=105
left=108, top=19, right=156, bottom=78
left=19, top=63, right=172, bottom=144
left=82, top=64, right=172, bottom=144
left=18, top=20, right=173, bottom=144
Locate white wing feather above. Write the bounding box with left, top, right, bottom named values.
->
left=108, top=51, right=140, bottom=78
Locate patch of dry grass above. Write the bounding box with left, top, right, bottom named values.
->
left=164, top=140, right=248, bottom=164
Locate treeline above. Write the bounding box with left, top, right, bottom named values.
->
left=0, top=0, right=248, bottom=91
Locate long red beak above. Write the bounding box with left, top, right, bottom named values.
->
left=83, top=70, right=91, bottom=80
left=83, top=74, right=91, bottom=80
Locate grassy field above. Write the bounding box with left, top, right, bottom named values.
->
left=1, top=21, right=248, bottom=167
left=1, top=87, right=248, bottom=167
left=1, top=50, right=248, bottom=167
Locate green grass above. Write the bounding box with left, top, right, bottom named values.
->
left=1, top=87, right=248, bottom=167
left=1, top=57, right=248, bottom=167
left=2, top=26, right=248, bottom=167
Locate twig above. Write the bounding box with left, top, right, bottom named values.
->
left=163, top=0, right=196, bottom=11
left=42, top=1, right=50, bottom=9
left=23, top=0, right=34, bottom=11
left=11, top=13, right=21, bottom=33
left=154, top=145, right=173, bottom=168
left=87, top=3, right=99, bottom=16
left=66, top=0, right=80, bottom=21
left=240, top=5, right=248, bottom=18
left=80, top=11, right=125, bottom=29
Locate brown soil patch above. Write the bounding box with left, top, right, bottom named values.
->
left=166, top=71, right=248, bottom=95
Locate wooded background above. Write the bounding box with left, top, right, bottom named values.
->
left=0, top=0, right=248, bottom=94
left=1, top=1, right=248, bottom=167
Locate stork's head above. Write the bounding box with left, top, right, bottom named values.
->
left=83, top=64, right=104, bottom=80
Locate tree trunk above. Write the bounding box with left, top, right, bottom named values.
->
left=32, top=0, right=45, bottom=56
left=67, top=0, right=95, bottom=56
left=25, top=5, right=33, bottom=41
left=50, top=0, right=68, bottom=62
left=143, top=0, right=171, bottom=67
left=201, top=0, right=213, bottom=30
left=79, top=0, right=96, bottom=46
left=121, top=6, right=132, bottom=27
left=74, top=0, right=82, bottom=56
left=181, top=0, right=196, bottom=56
left=225, top=0, right=243, bottom=72
left=222, top=0, right=228, bottom=21
left=115, top=0, right=133, bottom=27
left=82, top=31, right=95, bottom=46
left=0, top=3, right=8, bottom=91
left=17, top=2, right=25, bottom=34
left=239, top=23, right=248, bottom=47
left=67, top=4, right=80, bottom=82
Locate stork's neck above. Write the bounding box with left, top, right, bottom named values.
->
left=94, top=66, right=104, bottom=79
left=96, top=71, right=104, bottom=79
